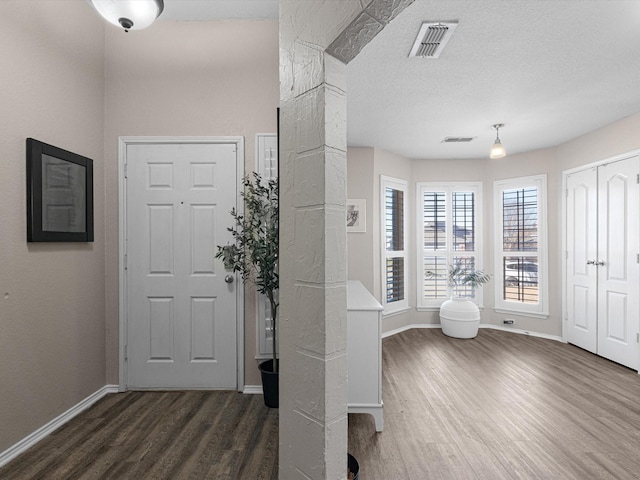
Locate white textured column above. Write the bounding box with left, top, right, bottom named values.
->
left=279, top=1, right=415, bottom=478
left=279, top=39, right=349, bottom=478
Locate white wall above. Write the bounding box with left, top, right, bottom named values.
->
left=346, top=147, right=413, bottom=335
left=347, top=148, right=375, bottom=293
left=347, top=147, right=416, bottom=332
left=483, top=147, right=562, bottom=336
left=103, top=20, right=279, bottom=388
left=556, top=111, right=640, bottom=168
left=0, top=1, right=106, bottom=453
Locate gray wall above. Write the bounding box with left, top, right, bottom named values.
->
left=0, top=1, right=106, bottom=453
left=103, top=19, right=279, bottom=388
left=0, top=4, right=279, bottom=454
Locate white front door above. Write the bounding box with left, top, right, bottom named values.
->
left=125, top=140, right=239, bottom=389
left=566, top=156, right=639, bottom=370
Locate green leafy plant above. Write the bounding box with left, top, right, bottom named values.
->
left=445, top=261, right=491, bottom=289
left=426, top=259, right=491, bottom=293
left=216, top=173, right=279, bottom=371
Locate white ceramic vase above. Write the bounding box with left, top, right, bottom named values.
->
left=439, top=297, right=480, bottom=339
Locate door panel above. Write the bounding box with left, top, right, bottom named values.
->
left=596, top=158, right=639, bottom=369
left=149, top=297, right=174, bottom=360
left=126, top=142, right=238, bottom=389
left=566, top=168, right=598, bottom=353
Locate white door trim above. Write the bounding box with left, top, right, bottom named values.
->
left=118, top=136, right=245, bottom=391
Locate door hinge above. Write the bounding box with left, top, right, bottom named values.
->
left=637, top=333, right=639, bottom=343
left=124, top=163, right=128, bottom=178
left=637, top=173, right=639, bottom=184
left=124, top=253, right=128, bottom=270
left=125, top=345, right=128, bottom=361
left=637, top=253, right=639, bottom=264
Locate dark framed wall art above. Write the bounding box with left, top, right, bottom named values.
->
left=26, top=138, right=94, bottom=242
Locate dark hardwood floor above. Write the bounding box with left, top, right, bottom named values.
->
left=3, top=328, right=640, bottom=479
left=0, top=391, right=278, bottom=480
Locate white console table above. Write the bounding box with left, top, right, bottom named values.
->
left=347, top=280, right=384, bottom=432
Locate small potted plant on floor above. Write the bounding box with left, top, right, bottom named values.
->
left=426, top=260, right=491, bottom=339
left=216, top=172, right=279, bottom=407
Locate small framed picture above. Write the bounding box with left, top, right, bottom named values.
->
left=346, top=199, right=366, bottom=233
left=26, top=138, right=94, bottom=242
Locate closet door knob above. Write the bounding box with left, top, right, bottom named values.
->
left=586, top=260, right=596, bottom=265
left=596, top=260, right=605, bottom=266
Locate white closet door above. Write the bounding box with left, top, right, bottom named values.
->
left=566, top=167, right=598, bottom=353
left=596, top=157, right=639, bottom=369
left=566, top=156, right=639, bottom=371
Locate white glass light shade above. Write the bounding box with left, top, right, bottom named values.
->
left=490, top=140, right=506, bottom=159
left=89, top=0, right=164, bottom=31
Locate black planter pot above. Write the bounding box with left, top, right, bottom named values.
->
left=259, top=359, right=279, bottom=408
left=348, top=453, right=360, bottom=480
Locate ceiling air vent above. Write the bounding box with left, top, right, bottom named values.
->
left=409, top=21, right=458, bottom=58
left=442, top=137, right=475, bottom=143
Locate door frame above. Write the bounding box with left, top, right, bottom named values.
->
left=561, top=148, right=640, bottom=372
left=118, top=136, right=245, bottom=392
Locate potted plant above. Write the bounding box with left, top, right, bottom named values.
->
left=426, top=260, right=491, bottom=339
left=216, top=172, right=279, bottom=407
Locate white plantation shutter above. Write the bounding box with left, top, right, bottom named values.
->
left=417, top=183, right=483, bottom=309
left=256, top=134, right=277, bottom=356
left=381, top=176, right=408, bottom=313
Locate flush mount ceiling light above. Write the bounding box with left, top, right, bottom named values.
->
left=89, top=0, right=164, bottom=32
left=489, top=124, right=506, bottom=159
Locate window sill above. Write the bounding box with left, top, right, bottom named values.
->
left=417, top=302, right=485, bottom=312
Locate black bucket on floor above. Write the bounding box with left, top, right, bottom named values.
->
left=348, top=453, right=359, bottom=480
left=259, top=359, right=279, bottom=408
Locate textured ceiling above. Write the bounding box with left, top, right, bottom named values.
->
left=161, top=0, right=278, bottom=20
left=161, top=0, right=640, bottom=159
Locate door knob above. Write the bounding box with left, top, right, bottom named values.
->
left=586, top=260, right=596, bottom=265
left=225, top=274, right=234, bottom=284
left=595, top=260, right=605, bottom=266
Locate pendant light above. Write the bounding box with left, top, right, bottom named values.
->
left=489, top=123, right=506, bottom=159
left=89, top=0, right=164, bottom=32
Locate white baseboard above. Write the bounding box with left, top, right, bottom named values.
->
left=243, top=385, right=263, bottom=395
left=382, top=323, right=440, bottom=338
left=480, top=324, right=565, bottom=343
left=0, top=384, right=119, bottom=468
left=383, top=322, right=564, bottom=343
